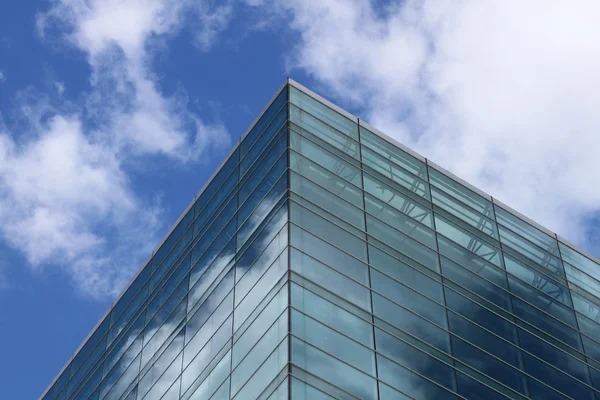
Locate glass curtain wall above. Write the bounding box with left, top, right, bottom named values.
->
left=41, top=85, right=291, bottom=400
left=42, top=79, right=600, bottom=400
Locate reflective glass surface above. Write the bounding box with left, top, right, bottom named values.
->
left=43, top=82, right=600, bottom=400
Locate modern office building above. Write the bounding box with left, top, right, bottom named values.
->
left=40, top=79, right=600, bottom=400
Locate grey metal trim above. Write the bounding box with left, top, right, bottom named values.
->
left=38, top=80, right=289, bottom=400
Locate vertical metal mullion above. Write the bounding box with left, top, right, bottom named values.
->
left=554, top=232, right=596, bottom=391
left=286, top=82, right=293, bottom=400
left=491, top=200, right=533, bottom=398
left=228, top=149, right=241, bottom=400
left=425, top=161, right=459, bottom=395
left=358, top=119, right=381, bottom=400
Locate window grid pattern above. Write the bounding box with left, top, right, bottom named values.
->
left=42, top=81, right=600, bottom=400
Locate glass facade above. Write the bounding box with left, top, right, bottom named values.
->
left=41, top=79, right=600, bottom=400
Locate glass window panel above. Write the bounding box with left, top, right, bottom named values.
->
left=565, top=262, right=600, bottom=300
left=522, top=352, right=595, bottom=400
left=241, top=108, right=287, bottom=176
left=141, top=351, right=182, bottom=400
left=146, top=254, right=190, bottom=323
left=291, top=171, right=364, bottom=229
left=239, top=132, right=287, bottom=211
left=236, top=226, right=287, bottom=305
left=154, top=209, right=194, bottom=270
left=573, top=293, right=600, bottom=341
left=291, top=337, right=377, bottom=400
left=435, top=213, right=503, bottom=268
left=190, top=219, right=236, bottom=289
left=110, top=264, right=151, bottom=329
left=456, top=370, right=524, bottom=400
left=444, top=289, right=520, bottom=345
left=372, top=293, right=452, bottom=358
left=509, top=281, right=583, bottom=351
left=290, top=152, right=363, bottom=210
left=291, top=283, right=373, bottom=347
left=188, top=244, right=234, bottom=317
left=185, top=302, right=233, bottom=372
left=499, top=224, right=565, bottom=278
left=440, top=255, right=512, bottom=313
left=233, top=284, right=288, bottom=368
left=208, top=377, right=230, bottom=400
left=292, top=309, right=375, bottom=375
left=372, top=266, right=446, bottom=327
left=431, top=185, right=499, bottom=239
left=69, top=317, right=109, bottom=377
left=451, top=334, right=529, bottom=396
left=103, top=316, right=144, bottom=380
left=102, top=353, right=140, bottom=400
left=182, top=317, right=232, bottom=395
left=231, top=313, right=287, bottom=395
left=365, top=193, right=436, bottom=249
left=363, top=171, right=433, bottom=228
left=194, top=167, right=238, bottom=239
left=559, top=243, right=600, bottom=286
left=291, top=247, right=370, bottom=310
left=290, top=86, right=357, bottom=138
left=291, top=201, right=367, bottom=262
left=237, top=196, right=287, bottom=256
left=428, top=167, right=493, bottom=217
left=290, top=225, right=368, bottom=284
left=290, top=103, right=360, bottom=159
left=66, top=335, right=107, bottom=397
left=376, top=327, right=456, bottom=392
left=71, top=363, right=101, bottom=400
left=362, top=146, right=430, bottom=199
left=44, top=365, right=71, bottom=400
left=187, top=350, right=232, bottom=400
left=290, top=132, right=362, bottom=187
left=233, top=339, right=288, bottom=400
left=367, top=214, right=439, bottom=272
left=370, top=244, right=444, bottom=302
left=360, top=127, right=426, bottom=178
left=234, top=248, right=288, bottom=331
left=241, top=86, right=287, bottom=157
left=377, top=383, right=414, bottom=400
left=376, top=354, right=456, bottom=400
left=291, top=378, right=337, bottom=400
left=194, top=147, right=239, bottom=220
left=505, top=253, right=575, bottom=312
left=152, top=227, right=192, bottom=292
left=495, top=205, right=560, bottom=256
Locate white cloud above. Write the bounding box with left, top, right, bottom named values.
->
left=252, top=0, right=600, bottom=251
left=0, top=0, right=233, bottom=297
left=0, top=70, right=5, bottom=83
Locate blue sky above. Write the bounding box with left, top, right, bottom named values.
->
left=1, top=0, right=600, bottom=398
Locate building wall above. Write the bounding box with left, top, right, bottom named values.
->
left=42, top=80, right=600, bottom=400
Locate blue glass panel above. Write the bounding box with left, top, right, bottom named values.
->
left=291, top=377, right=337, bottom=399
left=186, top=350, right=231, bottom=400
left=110, top=264, right=151, bottom=329
left=190, top=218, right=236, bottom=289
left=376, top=354, right=456, bottom=400
left=456, top=370, right=526, bottom=400
left=291, top=337, right=377, bottom=400
left=560, top=243, right=600, bottom=290
left=241, top=107, right=287, bottom=176
left=153, top=209, right=194, bottom=270
left=451, top=334, right=529, bottom=396
left=440, top=255, right=512, bottom=313
left=193, top=147, right=239, bottom=221
left=241, top=86, right=287, bottom=157
left=43, top=364, right=71, bottom=400
left=522, top=352, right=595, bottom=400
left=367, top=214, right=439, bottom=272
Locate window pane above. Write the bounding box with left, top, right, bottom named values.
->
left=290, top=86, right=357, bottom=138
left=241, top=86, right=287, bottom=157
left=428, top=167, right=493, bottom=217
left=290, top=103, right=359, bottom=159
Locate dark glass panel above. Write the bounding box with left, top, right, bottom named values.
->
left=241, top=86, right=287, bottom=157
